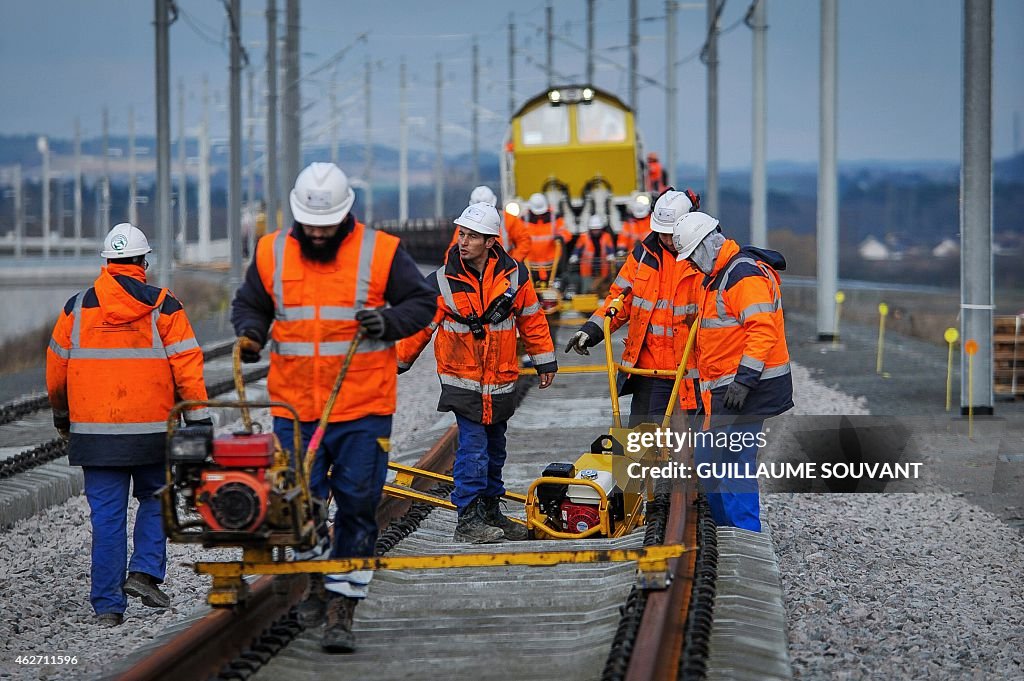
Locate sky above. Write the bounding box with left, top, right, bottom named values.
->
left=0, top=0, right=1021, bottom=169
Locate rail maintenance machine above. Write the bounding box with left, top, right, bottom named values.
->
left=163, top=299, right=699, bottom=607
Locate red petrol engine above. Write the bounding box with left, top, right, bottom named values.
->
left=194, top=433, right=275, bottom=532
left=559, top=499, right=602, bottom=535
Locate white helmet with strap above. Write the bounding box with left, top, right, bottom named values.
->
left=527, top=193, right=548, bottom=215
left=454, top=202, right=501, bottom=236
left=672, top=211, right=721, bottom=261
left=650, top=189, right=698, bottom=234
left=101, top=223, right=152, bottom=258
left=289, top=162, right=355, bottom=226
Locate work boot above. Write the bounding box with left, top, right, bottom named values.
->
left=95, top=613, right=124, bottom=628
left=453, top=498, right=504, bottom=544
left=481, top=496, right=529, bottom=541
left=123, top=572, right=171, bottom=608
left=295, top=574, right=328, bottom=628
left=320, top=595, right=358, bottom=654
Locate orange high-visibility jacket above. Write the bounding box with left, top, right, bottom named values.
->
left=647, top=160, right=666, bottom=193
left=398, top=245, right=557, bottom=424
left=46, top=263, right=209, bottom=464
left=574, top=231, right=617, bottom=278
left=253, top=222, right=401, bottom=422
left=695, top=239, right=793, bottom=417
left=446, top=213, right=533, bottom=262
left=580, top=233, right=701, bottom=409
left=616, top=215, right=652, bottom=252
left=524, top=212, right=571, bottom=278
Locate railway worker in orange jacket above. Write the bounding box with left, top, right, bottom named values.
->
left=398, top=202, right=557, bottom=543
left=523, top=192, right=571, bottom=285
left=671, top=211, right=793, bottom=532
left=46, top=223, right=210, bottom=627
left=565, top=190, right=704, bottom=427
left=230, top=162, right=436, bottom=653
left=446, top=186, right=533, bottom=261
left=617, top=197, right=653, bottom=255
left=646, top=151, right=668, bottom=194
left=570, top=213, right=617, bottom=293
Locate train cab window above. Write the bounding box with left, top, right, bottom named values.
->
left=577, top=99, right=627, bottom=144
left=520, top=105, right=570, bottom=146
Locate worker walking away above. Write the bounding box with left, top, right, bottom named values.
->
left=671, top=211, right=793, bottom=532
left=617, top=197, right=653, bottom=255
left=565, top=190, right=703, bottom=427
left=446, top=185, right=533, bottom=262
left=523, top=192, right=571, bottom=287
left=570, top=213, right=616, bottom=295
left=646, top=151, right=668, bottom=194
left=46, top=223, right=210, bottom=627
left=398, top=202, right=557, bottom=543
left=230, top=162, right=436, bottom=653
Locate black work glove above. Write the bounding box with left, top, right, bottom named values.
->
left=723, top=382, right=751, bottom=412
left=237, top=331, right=263, bottom=363
left=355, top=309, right=388, bottom=339
left=564, top=329, right=595, bottom=355
left=53, top=413, right=70, bottom=442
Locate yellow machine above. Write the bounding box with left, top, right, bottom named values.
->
left=501, top=85, right=643, bottom=210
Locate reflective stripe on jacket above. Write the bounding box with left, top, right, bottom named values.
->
left=397, top=246, right=557, bottom=424
left=46, top=263, right=208, bottom=465
left=255, top=222, right=400, bottom=421
left=584, top=232, right=701, bottom=409
left=696, top=239, right=793, bottom=417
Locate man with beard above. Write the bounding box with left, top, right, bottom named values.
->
left=230, top=162, right=436, bottom=653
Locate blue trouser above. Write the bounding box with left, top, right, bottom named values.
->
left=693, top=419, right=763, bottom=532
left=628, top=376, right=676, bottom=427
left=275, top=416, right=391, bottom=599
left=452, top=414, right=509, bottom=514
left=82, top=464, right=166, bottom=615
left=274, top=416, right=391, bottom=558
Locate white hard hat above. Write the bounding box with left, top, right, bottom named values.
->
left=650, top=190, right=697, bottom=234
left=630, top=199, right=651, bottom=219
left=587, top=214, right=607, bottom=230
left=101, top=222, right=152, bottom=258
left=289, top=162, right=355, bottom=226
left=672, top=212, right=720, bottom=261
left=469, top=185, right=498, bottom=207
left=454, top=202, right=501, bottom=236
left=528, top=193, right=548, bottom=215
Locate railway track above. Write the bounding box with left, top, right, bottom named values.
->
left=109, top=354, right=713, bottom=681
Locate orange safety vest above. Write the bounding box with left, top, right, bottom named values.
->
left=575, top=231, right=617, bottom=278
left=46, top=263, right=209, bottom=435
left=254, top=222, right=400, bottom=422
left=695, top=239, right=793, bottom=417
left=647, top=160, right=666, bottom=193
left=398, top=247, right=556, bottom=424
left=617, top=215, right=652, bottom=253
left=588, top=233, right=701, bottom=409
left=524, top=213, right=571, bottom=278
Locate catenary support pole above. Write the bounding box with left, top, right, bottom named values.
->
left=816, top=0, right=839, bottom=341
left=265, top=0, right=279, bottom=232
left=960, top=0, right=994, bottom=415
left=155, top=0, right=173, bottom=286
left=750, top=0, right=767, bottom=248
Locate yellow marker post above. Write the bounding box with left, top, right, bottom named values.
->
left=833, top=291, right=845, bottom=347
left=876, top=303, right=889, bottom=375
left=964, top=339, right=978, bottom=438
left=944, top=327, right=959, bottom=412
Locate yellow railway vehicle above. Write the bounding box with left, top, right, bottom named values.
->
left=501, top=85, right=647, bottom=231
